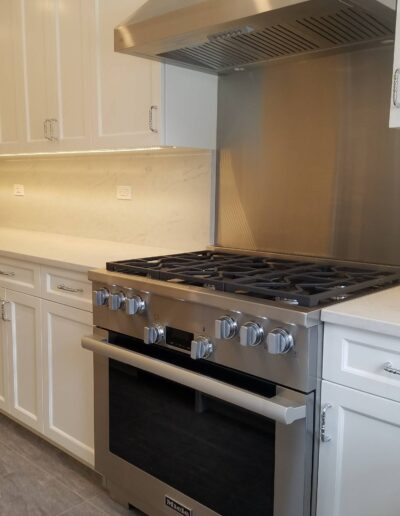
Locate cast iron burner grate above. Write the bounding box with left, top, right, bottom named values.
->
left=106, top=251, right=400, bottom=308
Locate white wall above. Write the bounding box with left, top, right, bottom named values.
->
left=0, top=150, right=212, bottom=249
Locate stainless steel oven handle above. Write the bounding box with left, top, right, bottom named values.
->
left=82, top=335, right=306, bottom=425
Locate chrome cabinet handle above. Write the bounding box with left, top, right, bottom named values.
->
left=320, top=403, right=332, bottom=443
left=57, top=283, right=83, bottom=294
left=383, top=362, right=400, bottom=376
left=393, top=69, right=400, bottom=108
left=1, top=300, right=11, bottom=321
left=0, top=270, right=15, bottom=277
left=149, top=105, right=158, bottom=133
left=49, top=119, right=58, bottom=141
left=44, top=119, right=52, bottom=140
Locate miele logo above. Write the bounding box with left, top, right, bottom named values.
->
left=165, top=495, right=192, bottom=516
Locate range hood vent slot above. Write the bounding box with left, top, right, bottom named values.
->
left=116, top=1, right=395, bottom=74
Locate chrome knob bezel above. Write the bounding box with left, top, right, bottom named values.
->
left=215, top=315, right=238, bottom=340
left=125, top=295, right=146, bottom=315
left=143, top=324, right=165, bottom=345
left=239, top=322, right=264, bottom=347
left=190, top=336, right=214, bottom=360
left=266, top=328, right=294, bottom=355
left=92, top=288, right=109, bottom=307
left=108, top=291, right=125, bottom=311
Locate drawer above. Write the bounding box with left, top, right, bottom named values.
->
left=41, top=266, right=92, bottom=311
left=0, top=255, right=41, bottom=295
left=323, top=323, right=400, bottom=402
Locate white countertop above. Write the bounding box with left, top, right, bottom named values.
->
left=0, top=227, right=194, bottom=272
left=322, top=285, right=400, bottom=337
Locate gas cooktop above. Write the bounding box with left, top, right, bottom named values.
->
left=106, top=251, right=400, bottom=308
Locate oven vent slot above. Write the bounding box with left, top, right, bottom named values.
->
left=158, top=6, right=394, bottom=73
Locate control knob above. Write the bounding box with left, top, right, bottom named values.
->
left=125, top=293, right=145, bottom=315
left=108, top=291, right=125, bottom=311
left=92, top=288, right=109, bottom=307
left=215, top=316, right=237, bottom=340
left=266, top=328, right=294, bottom=355
left=143, top=325, right=164, bottom=345
left=240, top=322, right=264, bottom=347
left=190, top=337, right=214, bottom=360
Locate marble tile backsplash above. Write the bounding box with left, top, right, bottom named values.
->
left=0, top=151, right=212, bottom=249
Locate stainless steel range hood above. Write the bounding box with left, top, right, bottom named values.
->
left=115, top=0, right=395, bottom=74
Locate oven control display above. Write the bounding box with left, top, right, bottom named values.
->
left=165, top=327, right=194, bottom=351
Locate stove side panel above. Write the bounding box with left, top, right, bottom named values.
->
left=216, top=44, right=400, bottom=266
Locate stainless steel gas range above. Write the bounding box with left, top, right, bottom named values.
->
left=82, top=250, right=400, bottom=516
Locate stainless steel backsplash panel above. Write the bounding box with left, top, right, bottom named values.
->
left=216, top=44, right=400, bottom=265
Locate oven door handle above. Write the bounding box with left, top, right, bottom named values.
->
left=82, top=335, right=306, bottom=425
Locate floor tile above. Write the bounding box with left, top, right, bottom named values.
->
left=0, top=442, right=50, bottom=480
left=0, top=473, right=83, bottom=516
left=0, top=414, right=102, bottom=499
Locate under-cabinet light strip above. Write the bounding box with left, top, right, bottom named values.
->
left=0, top=147, right=167, bottom=158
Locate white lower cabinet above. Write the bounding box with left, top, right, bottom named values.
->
left=317, top=380, right=400, bottom=516
left=0, top=258, right=94, bottom=466
left=5, top=289, right=43, bottom=432
left=42, top=300, right=94, bottom=465
left=0, top=287, right=8, bottom=411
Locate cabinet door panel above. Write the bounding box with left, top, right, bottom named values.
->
left=6, top=290, right=42, bottom=431
left=317, top=381, right=400, bottom=516
left=91, top=0, right=160, bottom=148
left=42, top=301, right=94, bottom=464
left=0, top=0, right=24, bottom=153
left=46, top=0, right=92, bottom=148
left=0, top=287, right=8, bottom=411
left=20, top=0, right=51, bottom=148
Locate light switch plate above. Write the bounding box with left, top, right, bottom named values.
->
left=117, top=185, right=132, bottom=200
left=13, top=184, right=25, bottom=196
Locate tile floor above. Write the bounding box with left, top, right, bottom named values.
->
left=0, top=413, right=143, bottom=515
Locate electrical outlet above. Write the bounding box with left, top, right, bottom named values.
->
left=116, top=185, right=132, bottom=200
left=13, top=184, right=25, bottom=196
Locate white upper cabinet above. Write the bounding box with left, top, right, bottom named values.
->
left=0, top=0, right=24, bottom=153
left=390, top=1, right=400, bottom=127
left=90, top=0, right=217, bottom=150
left=19, top=0, right=92, bottom=152
left=90, top=0, right=161, bottom=149
left=0, top=0, right=217, bottom=155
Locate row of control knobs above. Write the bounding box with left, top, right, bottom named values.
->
left=93, top=288, right=294, bottom=356
left=217, top=316, right=294, bottom=355
left=93, top=287, right=145, bottom=315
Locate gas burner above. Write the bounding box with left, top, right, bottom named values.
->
left=107, top=251, right=400, bottom=308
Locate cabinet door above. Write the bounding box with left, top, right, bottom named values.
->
left=42, top=300, right=94, bottom=465
left=0, top=0, right=24, bottom=153
left=0, top=287, right=8, bottom=412
left=390, top=3, right=400, bottom=127
left=44, top=0, right=92, bottom=151
left=19, top=0, right=92, bottom=152
left=5, top=290, right=43, bottom=432
left=317, top=380, right=400, bottom=516
left=90, top=0, right=161, bottom=149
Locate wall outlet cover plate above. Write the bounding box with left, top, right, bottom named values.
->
left=13, top=184, right=25, bottom=196
left=117, top=185, right=132, bottom=200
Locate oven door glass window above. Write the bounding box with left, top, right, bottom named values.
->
left=109, top=359, right=275, bottom=516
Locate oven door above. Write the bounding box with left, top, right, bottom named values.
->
left=83, top=333, right=314, bottom=516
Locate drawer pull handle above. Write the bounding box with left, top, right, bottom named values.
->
left=0, top=270, right=15, bottom=277
left=383, top=362, right=400, bottom=376
left=56, top=284, right=84, bottom=294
